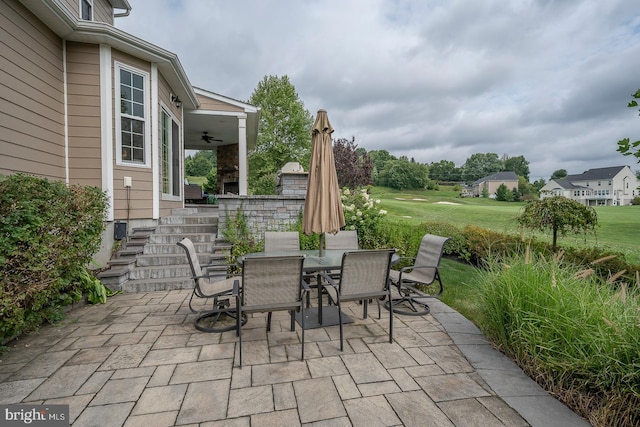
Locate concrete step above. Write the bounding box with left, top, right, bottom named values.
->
left=127, top=264, right=230, bottom=280
left=143, top=242, right=216, bottom=255
left=97, top=267, right=129, bottom=288
left=136, top=253, right=209, bottom=267
left=154, top=224, right=217, bottom=234
left=158, top=215, right=218, bottom=225
left=121, top=273, right=229, bottom=293
left=149, top=233, right=217, bottom=244
left=120, top=277, right=194, bottom=292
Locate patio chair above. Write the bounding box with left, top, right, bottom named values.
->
left=386, top=233, right=450, bottom=316
left=233, top=255, right=309, bottom=368
left=319, top=249, right=395, bottom=351
left=264, top=231, right=300, bottom=252
left=325, top=230, right=359, bottom=250
left=178, top=237, right=245, bottom=332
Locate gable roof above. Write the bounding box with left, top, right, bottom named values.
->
left=473, top=171, right=519, bottom=185
left=565, top=166, right=627, bottom=181
left=548, top=178, right=587, bottom=190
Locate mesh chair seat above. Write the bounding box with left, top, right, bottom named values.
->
left=234, top=255, right=309, bottom=368
left=320, top=249, right=395, bottom=351
left=386, top=234, right=450, bottom=316
left=264, top=231, right=300, bottom=252
left=177, top=237, right=246, bottom=332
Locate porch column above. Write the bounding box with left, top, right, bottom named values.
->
left=238, top=114, right=248, bottom=195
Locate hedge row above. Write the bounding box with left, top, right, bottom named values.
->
left=377, top=218, right=639, bottom=288
left=0, top=174, right=108, bottom=343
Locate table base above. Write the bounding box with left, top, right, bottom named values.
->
left=295, top=306, right=353, bottom=329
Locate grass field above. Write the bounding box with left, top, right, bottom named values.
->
left=371, top=186, right=640, bottom=264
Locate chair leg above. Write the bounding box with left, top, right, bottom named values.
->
left=300, top=304, right=305, bottom=360
left=290, top=311, right=295, bottom=331
left=337, top=298, right=344, bottom=351
left=388, top=289, right=393, bottom=343
left=236, top=299, right=243, bottom=368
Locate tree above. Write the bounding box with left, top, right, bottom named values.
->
left=333, top=137, right=374, bottom=189
left=532, top=178, right=546, bottom=192
left=185, top=151, right=215, bottom=177
left=503, top=155, right=530, bottom=181
left=461, top=153, right=504, bottom=183
left=495, top=183, right=509, bottom=201
left=516, top=196, right=598, bottom=252
left=247, top=75, right=314, bottom=194
left=550, top=169, right=567, bottom=181
left=617, top=89, right=640, bottom=162
left=378, top=158, right=430, bottom=190
left=517, top=176, right=535, bottom=200
left=428, top=160, right=461, bottom=182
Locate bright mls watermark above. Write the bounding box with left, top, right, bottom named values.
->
left=1, top=405, right=68, bottom=426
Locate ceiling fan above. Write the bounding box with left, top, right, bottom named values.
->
left=201, top=131, right=223, bottom=143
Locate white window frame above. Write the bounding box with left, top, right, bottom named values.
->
left=160, top=104, right=181, bottom=200
left=115, top=62, right=151, bottom=168
left=80, top=0, right=93, bottom=21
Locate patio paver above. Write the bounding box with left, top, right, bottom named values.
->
left=0, top=289, right=591, bottom=426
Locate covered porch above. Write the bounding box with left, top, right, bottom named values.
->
left=183, top=88, right=260, bottom=196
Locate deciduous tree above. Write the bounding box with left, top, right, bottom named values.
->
left=617, top=89, right=640, bottom=162
left=461, top=153, right=503, bottom=183
left=247, top=75, right=314, bottom=194
left=550, top=169, right=567, bottom=181
left=516, top=196, right=598, bottom=252
left=504, top=155, right=530, bottom=181
left=333, top=137, right=373, bottom=189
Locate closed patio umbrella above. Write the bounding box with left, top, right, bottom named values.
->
left=302, top=110, right=345, bottom=256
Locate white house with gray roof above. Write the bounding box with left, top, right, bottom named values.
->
left=539, top=166, right=639, bottom=206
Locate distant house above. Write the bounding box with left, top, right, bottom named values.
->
left=0, top=0, right=259, bottom=264
left=539, top=166, right=639, bottom=206
left=472, top=171, right=519, bottom=197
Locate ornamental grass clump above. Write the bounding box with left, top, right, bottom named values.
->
left=476, top=253, right=639, bottom=427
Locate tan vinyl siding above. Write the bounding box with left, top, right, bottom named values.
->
left=59, top=0, right=78, bottom=19
left=0, top=0, right=65, bottom=180
left=112, top=49, right=154, bottom=220
left=94, top=0, right=114, bottom=24
left=60, top=0, right=114, bottom=24
left=66, top=42, right=102, bottom=187
left=197, top=95, right=244, bottom=112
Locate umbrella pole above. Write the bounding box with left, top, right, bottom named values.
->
left=319, top=233, right=324, bottom=257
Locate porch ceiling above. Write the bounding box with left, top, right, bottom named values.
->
left=183, top=109, right=259, bottom=151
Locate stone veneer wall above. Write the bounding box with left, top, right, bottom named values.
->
left=276, top=172, right=309, bottom=196
left=216, top=144, right=239, bottom=194
left=216, top=194, right=305, bottom=241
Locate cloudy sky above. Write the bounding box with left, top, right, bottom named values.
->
left=116, top=0, right=640, bottom=181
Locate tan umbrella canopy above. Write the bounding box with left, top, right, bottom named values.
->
left=302, top=109, right=346, bottom=256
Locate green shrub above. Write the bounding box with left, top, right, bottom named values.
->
left=0, top=174, right=107, bottom=342
left=476, top=254, right=640, bottom=426
left=340, top=187, right=387, bottom=248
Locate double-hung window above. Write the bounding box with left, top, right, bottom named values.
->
left=81, top=0, right=92, bottom=20
left=116, top=64, right=149, bottom=166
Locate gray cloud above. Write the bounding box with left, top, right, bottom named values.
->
left=117, top=0, right=640, bottom=181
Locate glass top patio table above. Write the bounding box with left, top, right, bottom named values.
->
left=240, top=249, right=350, bottom=272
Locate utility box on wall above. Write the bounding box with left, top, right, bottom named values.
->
left=114, top=221, right=127, bottom=240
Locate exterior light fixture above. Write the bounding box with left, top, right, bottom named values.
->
left=171, top=94, right=182, bottom=108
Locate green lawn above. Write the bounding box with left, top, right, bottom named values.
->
left=371, top=186, right=640, bottom=264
